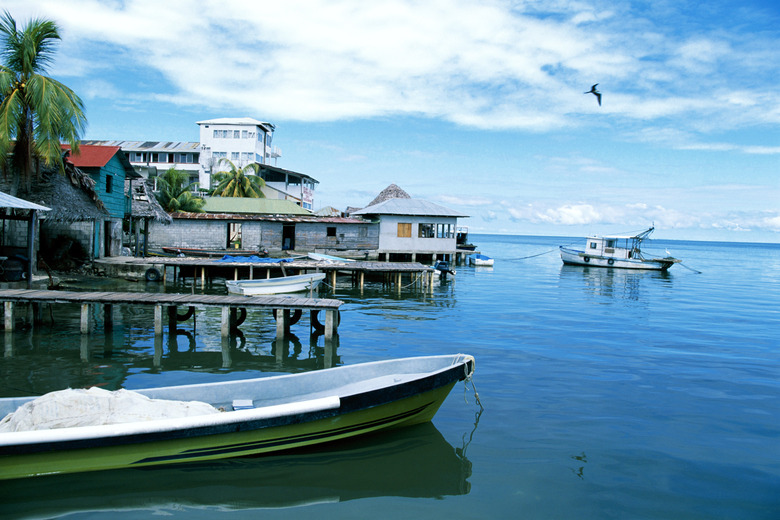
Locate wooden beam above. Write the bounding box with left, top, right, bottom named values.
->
left=154, top=304, right=163, bottom=335
left=221, top=306, right=230, bottom=337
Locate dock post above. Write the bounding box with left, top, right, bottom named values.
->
left=154, top=305, right=163, bottom=336
left=324, top=309, right=337, bottom=339
left=331, top=270, right=337, bottom=289
left=201, top=267, right=206, bottom=289
left=104, top=304, right=113, bottom=331
left=221, top=306, right=230, bottom=338
left=276, top=309, right=290, bottom=338
left=80, top=303, right=90, bottom=334
left=4, top=301, right=13, bottom=332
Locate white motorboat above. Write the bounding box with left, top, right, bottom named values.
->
left=468, top=254, right=494, bottom=267
left=559, top=227, right=680, bottom=271
left=225, top=273, right=326, bottom=295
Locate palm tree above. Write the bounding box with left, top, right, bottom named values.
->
left=211, top=158, right=266, bottom=198
left=155, top=168, right=205, bottom=213
left=0, top=11, right=86, bottom=192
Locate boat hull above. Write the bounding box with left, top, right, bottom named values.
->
left=0, top=354, right=474, bottom=479
left=225, top=273, right=326, bottom=295
left=559, top=247, right=676, bottom=271
left=468, top=254, right=494, bottom=267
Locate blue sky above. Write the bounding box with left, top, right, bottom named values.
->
left=9, top=0, right=780, bottom=242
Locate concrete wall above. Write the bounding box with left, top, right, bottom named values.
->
left=149, top=218, right=379, bottom=253
left=377, top=215, right=458, bottom=253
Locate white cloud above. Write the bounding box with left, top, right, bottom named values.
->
left=8, top=0, right=777, bottom=142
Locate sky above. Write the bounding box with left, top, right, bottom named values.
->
left=7, top=0, right=780, bottom=242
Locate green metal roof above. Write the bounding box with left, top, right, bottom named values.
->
left=203, top=197, right=312, bottom=215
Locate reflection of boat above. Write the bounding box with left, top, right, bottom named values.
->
left=559, top=227, right=680, bottom=271
left=0, top=354, right=475, bottom=480
left=468, top=254, right=494, bottom=267
left=225, top=272, right=326, bottom=295
left=308, top=252, right=355, bottom=263
left=162, top=246, right=259, bottom=257
left=1, top=422, right=471, bottom=516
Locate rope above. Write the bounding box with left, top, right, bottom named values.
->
left=517, top=247, right=559, bottom=260
left=461, top=355, right=483, bottom=410
left=679, top=262, right=702, bottom=274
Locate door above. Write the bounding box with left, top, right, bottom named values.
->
left=282, top=224, right=295, bottom=250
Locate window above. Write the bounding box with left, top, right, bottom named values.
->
left=397, top=223, right=412, bottom=238
left=228, top=222, right=242, bottom=249
left=105, top=175, right=113, bottom=193
left=436, top=224, right=453, bottom=238
left=242, top=130, right=248, bottom=139
left=234, top=130, right=240, bottom=138
left=418, top=223, right=435, bottom=238
left=327, top=227, right=337, bottom=237
left=130, top=152, right=143, bottom=162
left=590, top=242, right=597, bottom=249
left=232, top=152, right=240, bottom=160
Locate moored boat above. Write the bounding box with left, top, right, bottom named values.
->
left=308, top=252, right=356, bottom=263
left=559, top=227, right=680, bottom=271
left=0, top=354, right=476, bottom=480
left=468, top=254, right=494, bottom=267
left=225, top=272, right=326, bottom=295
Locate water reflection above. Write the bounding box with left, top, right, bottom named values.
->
left=559, top=265, right=671, bottom=301
left=1, top=323, right=340, bottom=396
left=0, top=422, right=472, bottom=518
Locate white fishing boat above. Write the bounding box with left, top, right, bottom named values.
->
left=308, top=252, right=356, bottom=263
left=559, top=227, right=680, bottom=271
left=0, top=354, right=475, bottom=480
left=468, top=254, right=494, bottom=267
left=225, top=272, right=326, bottom=295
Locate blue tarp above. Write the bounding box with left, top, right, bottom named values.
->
left=215, top=255, right=293, bottom=263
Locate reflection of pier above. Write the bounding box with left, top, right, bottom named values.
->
left=0, top=289, right=343, bottom=340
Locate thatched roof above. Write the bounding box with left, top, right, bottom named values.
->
left=367, top=184, right=411, bottom=207
left=127, top=178, right=172, bottom=223
left=0, top=163, right=108, bottom=222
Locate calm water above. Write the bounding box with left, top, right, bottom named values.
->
left=1, top=234, right=779, bottom=519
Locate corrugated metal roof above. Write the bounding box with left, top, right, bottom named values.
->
left=203, top=197, right=312, bottom=215
left=0, top=191, right=50, bottom=211
left=352, top=198, right=467, bottom=217
left=62, top=144, right=120, bottom=168
left=81, top=140, right=201, bottom=152
left=171, top=212, right=366, bottom=224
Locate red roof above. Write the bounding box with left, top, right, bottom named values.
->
left=62, top=144, right=121, bottom=168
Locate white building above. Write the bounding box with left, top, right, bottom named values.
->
left=351, top=197, right=467, bottom=263
left=197, top=118, right=281, bottom=188
left=85, top=118, right=318, bottom=210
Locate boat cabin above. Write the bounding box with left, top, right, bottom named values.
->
left=586, top=235, right=642, bottom=260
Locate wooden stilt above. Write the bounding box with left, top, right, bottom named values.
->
left=221, top=306, right=230, bottom=338
left=104, top=304, right=113, bottom=330
left=324, top=309, right=337, bottom=339
left=4, top=301, right=13, bottom=332
left=276, top=308, right=289, bottom=338
left=154, top=305, right=163, bottom=335
left=80, top=303, right=90, bottom=334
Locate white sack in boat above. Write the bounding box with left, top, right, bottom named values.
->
left=0, top=387, right=219, bottom=433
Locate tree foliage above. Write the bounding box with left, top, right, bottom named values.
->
left=0, top=11, right=86, bottom=189
left=210, top=158, right=266, bottom=198
left=155, top=168, right=205, bottom=213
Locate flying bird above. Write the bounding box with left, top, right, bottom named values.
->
left=585, top=84, right=602, bottom=106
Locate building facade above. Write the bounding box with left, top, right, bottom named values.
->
left=351, top=198, right=467, bottom=263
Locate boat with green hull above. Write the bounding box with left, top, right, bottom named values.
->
left=0, top=354, right=475, bottom=480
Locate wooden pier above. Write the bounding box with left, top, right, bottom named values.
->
left=0, top=289, right=343, bottom=340
left=127, top=257, right=439, bottom=292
